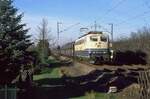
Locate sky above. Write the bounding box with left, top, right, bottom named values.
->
left=13, top=0, right=150, bottom=45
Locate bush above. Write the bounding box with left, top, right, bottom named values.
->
left=113, top=27, right=150, bottom=65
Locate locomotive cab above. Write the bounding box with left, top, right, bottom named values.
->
left=88, top=34, right=111, bottom=64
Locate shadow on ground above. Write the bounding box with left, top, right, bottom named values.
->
left=113, top=50, right=147, bottom=65
left=18, top=68, right=142, bottom=99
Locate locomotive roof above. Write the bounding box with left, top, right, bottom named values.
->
left=79, top=31, right=103, bottom=39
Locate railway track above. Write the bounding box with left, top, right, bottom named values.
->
left=56, top=53, right=149, bottom=68
left=56, top=54, right=150, bottom=78
left=73, top=58, right=150, bottom=72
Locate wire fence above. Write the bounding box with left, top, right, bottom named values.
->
left=138, top=70, right=150, bottom=99
left=0, top=85, right=19, bottom=99
left=107, top=69, right=150, bottom=99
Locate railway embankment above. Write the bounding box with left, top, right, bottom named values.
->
left=20, top=66, right=148, bottom=99
left=19, top=55, right=150, bottom=99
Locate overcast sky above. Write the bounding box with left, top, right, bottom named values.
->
left=13, top=0, right=150, bottom=44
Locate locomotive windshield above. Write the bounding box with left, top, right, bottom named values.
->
left=101, top=35, right=107, bottom=42
left=90, top=36, right=98, bottom=41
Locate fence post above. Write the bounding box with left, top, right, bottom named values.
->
left=5, top=84, right=7, bottom=99
left=14, top=86, right=17, bottom=99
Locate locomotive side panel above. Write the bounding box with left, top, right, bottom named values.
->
left=74, top=36, right=88, bottom=57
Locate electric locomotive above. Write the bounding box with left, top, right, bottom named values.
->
left=61, top=31, right=113, bottom=64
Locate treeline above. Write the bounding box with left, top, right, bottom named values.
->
left=113, top=27, right=150, bottom=65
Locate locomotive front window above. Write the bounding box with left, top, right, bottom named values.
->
left=101, top=36, right=107, bottom=42
left=90, top=36, right=98, bottom=41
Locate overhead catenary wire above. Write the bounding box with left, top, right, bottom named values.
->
left=143, top=0, right=150, bottom=9
left=114, top=0, right=150, bottom=26
left=115, top=10, right=150, bottom=26
left=80, top=0, right=150, bottom=40
left=100, top=0, right=150, bottom=27
left=84, top=0, right=127, bottom=31
left=95, top=0, right=127, bottom=22
left=85, top=0, right=150, bottom=30
left=59, top=23, right=80, bottom=33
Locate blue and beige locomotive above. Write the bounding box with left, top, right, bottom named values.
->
left=61, top=31, right=113, bottom=64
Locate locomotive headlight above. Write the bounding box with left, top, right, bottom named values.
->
left=93, top=52, right=96, bottom=54
left=103, top=51, right=106, bottom=54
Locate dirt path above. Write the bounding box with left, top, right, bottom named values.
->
left=60, top=62, right=96, bottom=77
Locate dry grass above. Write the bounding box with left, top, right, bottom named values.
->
left=115, top=83, right=140, bottom=99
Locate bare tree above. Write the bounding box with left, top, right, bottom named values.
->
left=37, top=18, right=57, bottom=48
left=36, top=18, right=53, bottom=63
left=113, top=26, right=150, bottom=64
left=37, top=18, right=51, bottom=41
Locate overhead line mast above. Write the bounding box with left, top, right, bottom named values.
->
left=57, top=22, right=80, bottom=48
left=94, top=21, right=97, bottom=31
left=91, top=21, right=101, bottom=31
left=109, top=23, right=113, bottom=43
left=57, top=22, right=62, bottom=48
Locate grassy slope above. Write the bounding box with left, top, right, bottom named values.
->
left=33, top=57, right=115, bottom=99
left=33, top=67, right=60, bottom=81
left=71, top=92, right=112, bottom=99
left=33, top=67, right=116, bottom=99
